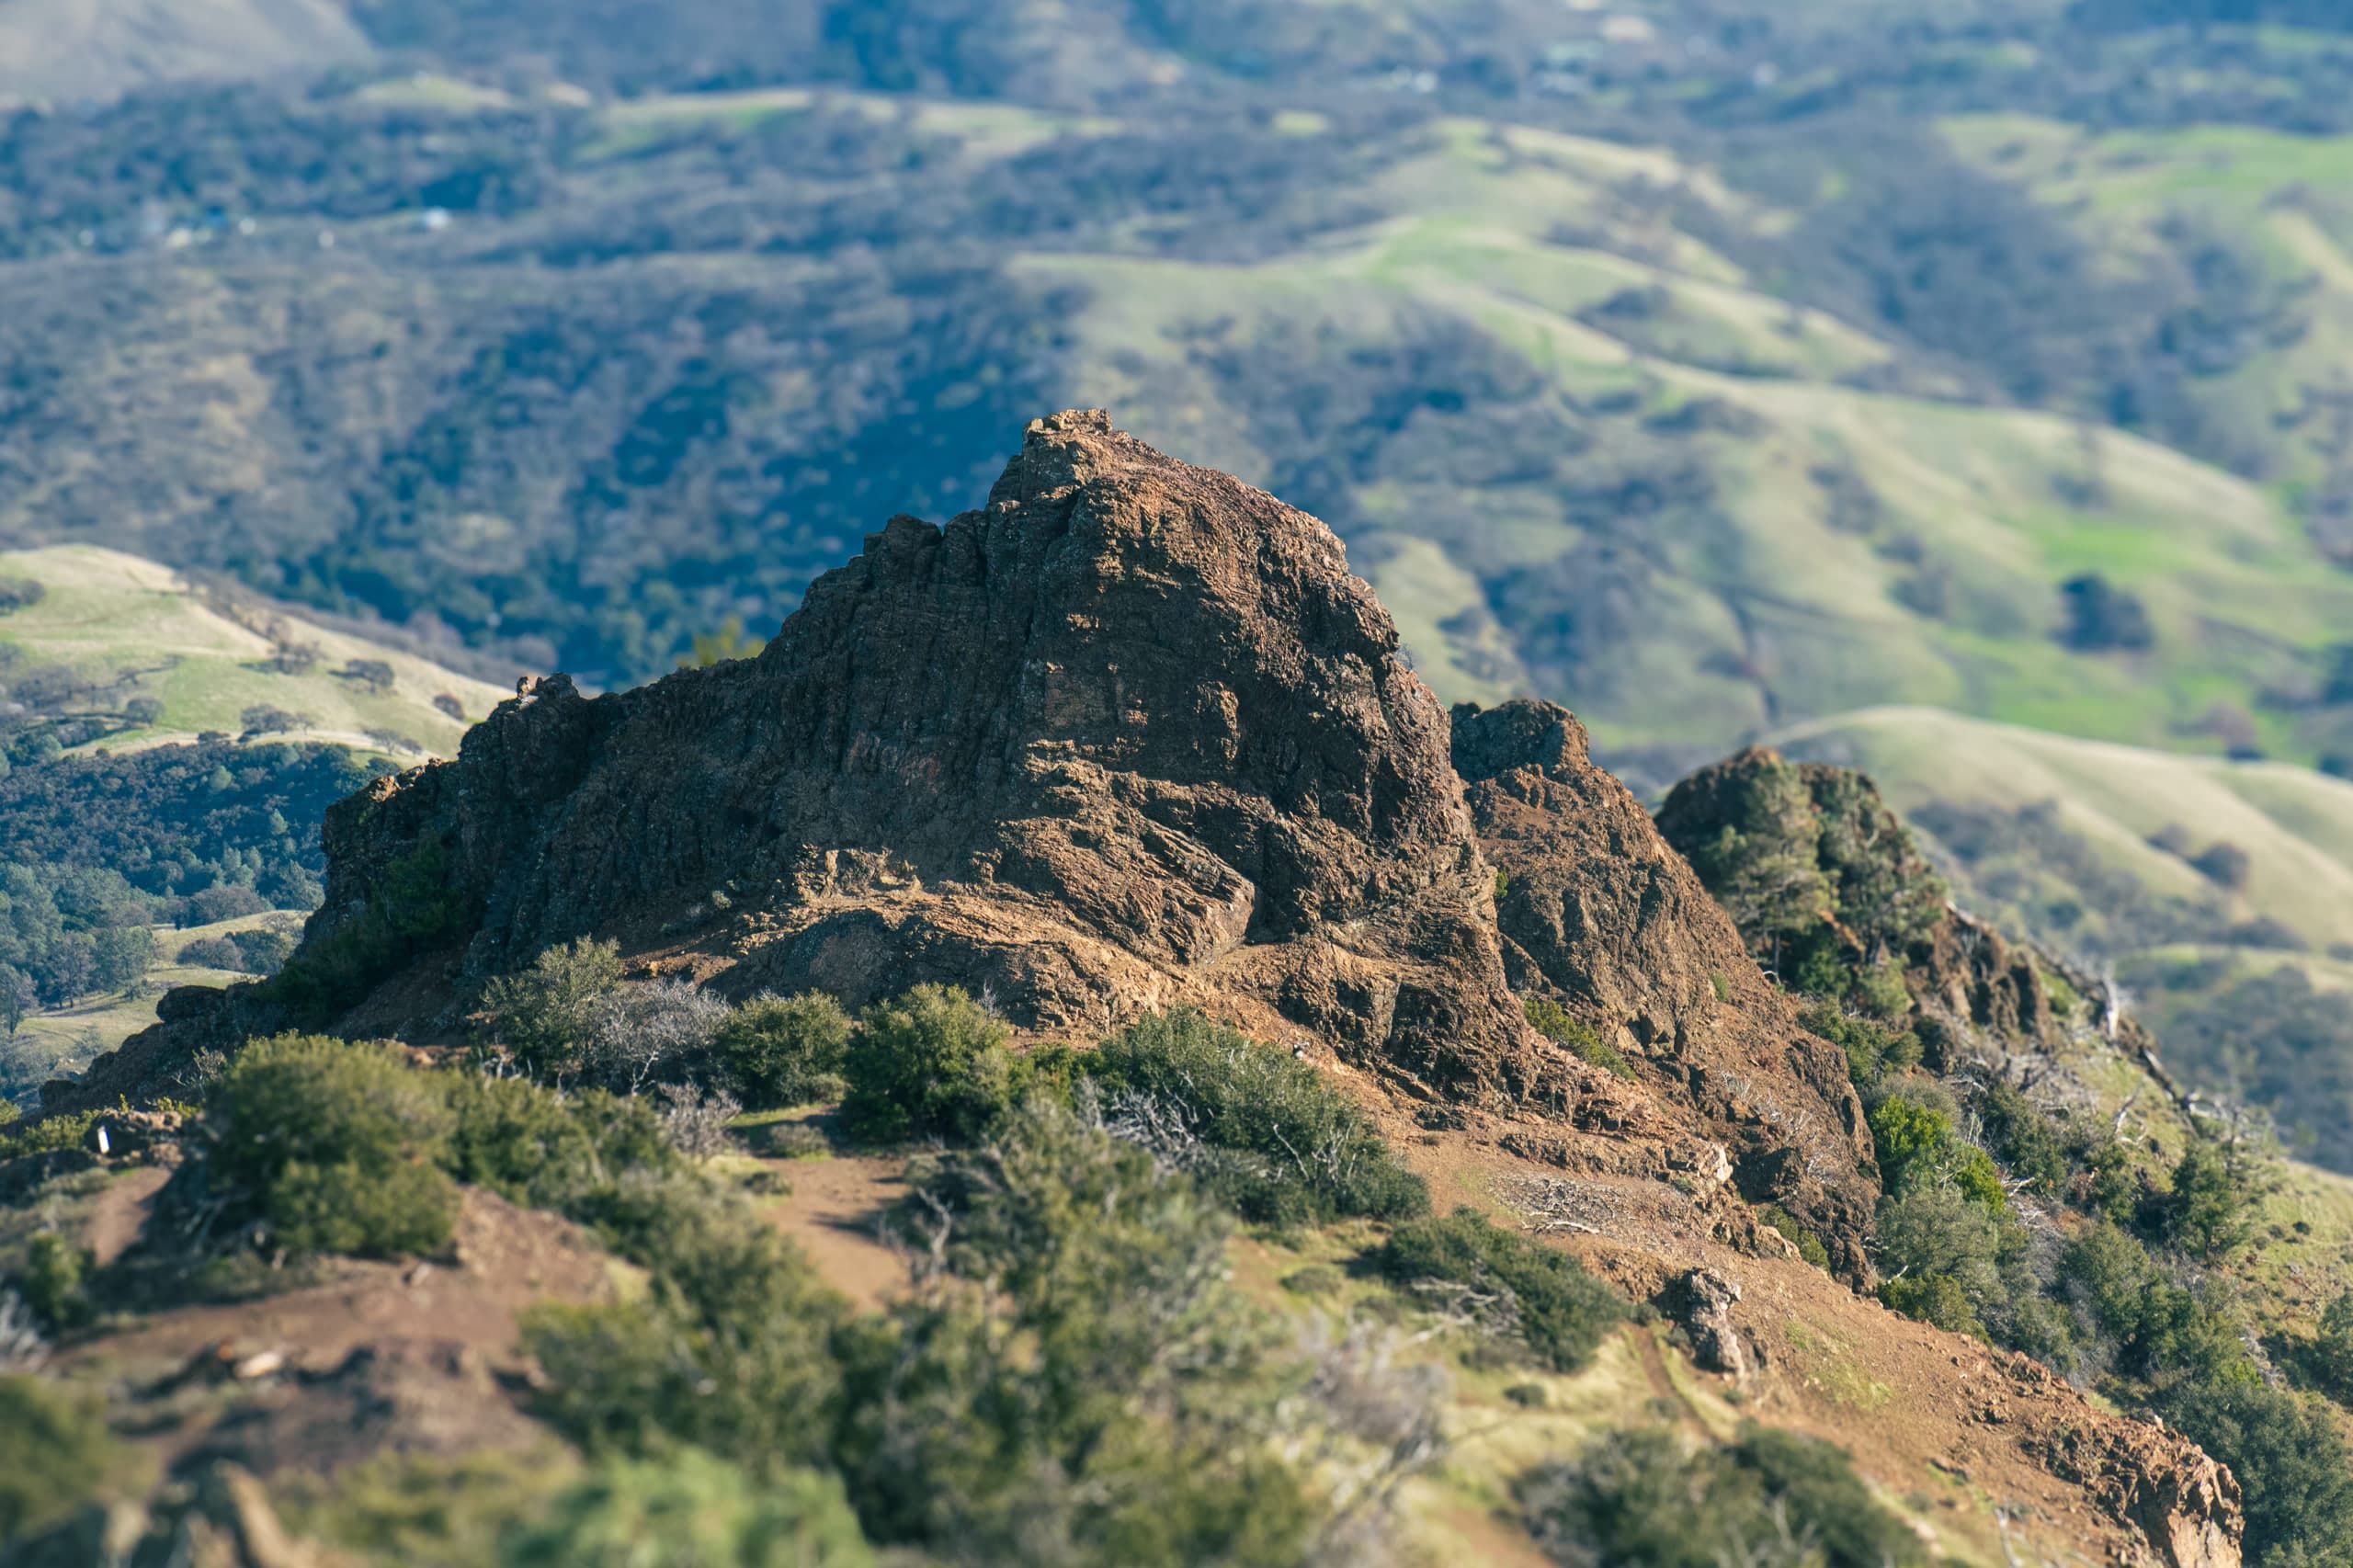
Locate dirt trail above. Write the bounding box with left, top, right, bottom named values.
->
left=85, top=1165, right=171, bottom=1266
left=755, top=1153, right=912, bottom=1310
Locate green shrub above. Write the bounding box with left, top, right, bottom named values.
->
left=1085, top=1009, right=1427, bottom=1224
left=1799, top=1003, right=1921, bottom=1087
left=2302, top=1292, right=2353, bottom=1406
left=1868, top=1090, right=2006, bottom=1212
left=1375, top=1208, right=1624, bottom=1372
left=479, top=937, right=626, bottom=1078
left=837, top=1101, right=1328, bottom=1566
left=1759, top=1205, right=1830, bottom=1268
left=904, top=1095, right=1236, bottom=1335
left=526, top=1176, right=846, bottom=1472
left=2056, top=1223, right=2246, bottom=1386
left=0, top=1110, right=97, bottom=1164
left=1523, top=997, right=1635, bottom=1080
left=2163, top=1378, right=2353, bottom=1568
left=1523, top=1424, right=1927, bottom=1568
left=442, top=1074, right=676, bottom=1214
left=204, top=1034, right=459, bottom=1257
left=1854, top=959, right=1913, bottom=1021
left=0, top=1375, right=128, bottom=1544
left=274, top=1450, right=574, bottom=1567
left=2154, top=1137, right=2260, bottom=1262
left=1880, top=1273, right=1983, bottom=1337
left=714, top=993, right=853, bottom=1109
left=20, top=1233, right=92, bottom=1331
left=1972, top=1080, right=2069, bottom=1196
left=838, top=985, right=1015, bottom=1146
left=505, top=1451, right=875, bottom=1567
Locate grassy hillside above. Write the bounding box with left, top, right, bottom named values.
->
left=0, top=543, right=508, bottom=759
left=0, top=0, right=369, bottom=106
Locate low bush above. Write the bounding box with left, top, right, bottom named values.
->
left=1523, top=1424, right=1928, bottom=1568
left=2151, top=1136, right=2261, bottom=1263
left=1523, top=997, right=1634, bottom=1080
left=526, top=1174, right=847, bottom=1472
left=1972, top=1080, right=2069, bottom=1196
left=2299, top=1291, right=2353, bottom=1406
left=712, top=992, right=852, bottom=1108
left=478, top=937, right=626, bottom=1077
left=2056, top=1223, right=2245, bottom=1387
left=202, top=1034, right=459, bottom=1257
left=442, top=1074, right=676, bottom=1214
left=839, top=984, right=1016, bottom=1146
left=1868, top=1088, right=2006, bottom=1212
left=1085, top=1009, right=1427, bottom=1224
left=1375, top=1208, right=1624, bottom=1372
left=19, top=1233, right=92, bottom=1331
left=229, top=927, right=296, bottom=977
left=505, top=1451, right=875, bottom=1568
left=1799, top=1003, right=1921, bottom=1088
left=2162, top=1378, right=2353, bottom=1568
left=0, top=1374, right=127, bottom=1544
left=1759, top=1204, right=1831, bottom=1268
left=176, top=936, right=247, bottom=971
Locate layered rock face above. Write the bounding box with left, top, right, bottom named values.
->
left=311, top=411, right=1538, bottom=1096
left=1452, top=700, right=1879, bottom=1275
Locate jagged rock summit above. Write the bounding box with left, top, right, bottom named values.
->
left=312, top=409, right=1540, bottom=1096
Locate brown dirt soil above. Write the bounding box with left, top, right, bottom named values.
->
left=752, top=1152, right=912, bottom=1312
left=85, top=1165, right=171, bottom=1266
left=62, top=1189, right=629, bottom=1481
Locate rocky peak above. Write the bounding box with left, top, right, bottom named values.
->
left=300, top=411, right=1539, bottom=1097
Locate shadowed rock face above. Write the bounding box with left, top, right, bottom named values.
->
left=309, top=410, right=1540, bottom=1096
left=1452, top=699, right=1880, bottom=1277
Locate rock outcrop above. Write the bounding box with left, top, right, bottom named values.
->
left=301, top=410, right=1540, bottom=1098
left=1453, top=700, right=1879, bottom=1276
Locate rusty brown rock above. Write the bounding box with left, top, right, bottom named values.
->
left=296, top=411, right=1540, bottom=1098
left=1453, top=699, right=1880, bottom=1276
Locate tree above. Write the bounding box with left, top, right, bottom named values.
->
left=0, top=966, right=30, bottom=1037
left=338, top=658, right=397, bottom=695
left=89, top=926, right=154, bottom=993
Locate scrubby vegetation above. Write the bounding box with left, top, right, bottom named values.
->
left=203, top=1034, right=463, bottom=1257
left=0, top=1375, right=131, bottom=1542
left=1678, top=754, right=2353, bottom=1567
left=1376, top=1209, right=1625, bottom=1373
left=1523, top=996, right=1634, bottom=1080
left=1084, top=1009, right=1429, bottom=1224
left=1523, top=1425, right=1929, bottom=1568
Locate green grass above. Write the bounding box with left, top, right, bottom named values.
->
left=0, top=544, right=506, bottom=760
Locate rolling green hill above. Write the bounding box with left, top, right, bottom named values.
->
left=7, top=38, right=2353, bottom=783
left=0, top=543, right=507, bottom=760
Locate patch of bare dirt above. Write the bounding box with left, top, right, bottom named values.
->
left=754, top=1152, right=912, bottom=1311
left=64, top=1188, right=626, bottom=1481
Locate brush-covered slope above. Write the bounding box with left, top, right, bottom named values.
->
left=1774, top=706, right=2353, bottom=1172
